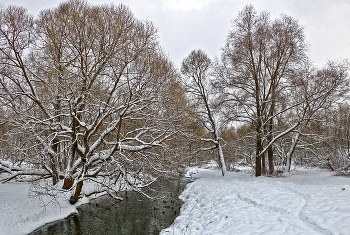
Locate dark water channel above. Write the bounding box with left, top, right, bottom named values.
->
left=29, top=177, right=189, bottom=235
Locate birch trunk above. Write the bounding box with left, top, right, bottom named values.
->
left=285, top=132, right=300, bottom=172
left=217, top=144, right=227, bottom=176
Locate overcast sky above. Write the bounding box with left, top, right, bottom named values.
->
left=1, top=0, right=349, bottom=68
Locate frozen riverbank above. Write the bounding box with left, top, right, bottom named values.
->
left=1, top=168, right=350, bottom=235
left=160, top=168, right=350, bottom=235
left=0, top=179, right=89, bottom=235
left=0, top=175, right=185, bottom=235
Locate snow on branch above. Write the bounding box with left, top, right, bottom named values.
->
left=0, top=160, right=50, bottom=183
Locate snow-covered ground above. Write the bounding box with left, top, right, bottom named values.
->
left=161, top=168, right=350, bottom=235
left=0, top=177, right=94, bottom=235
left=1, top=168, right=350, bottom=235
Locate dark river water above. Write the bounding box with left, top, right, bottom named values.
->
left=29, top=177, right=189, bottom=235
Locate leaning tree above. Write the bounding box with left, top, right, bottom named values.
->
left=181, top=49, right=227, bottom=176
left=0, top=0, right=183, bottom=203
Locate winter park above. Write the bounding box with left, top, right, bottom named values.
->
left=0, top=0, right=350, bottom=234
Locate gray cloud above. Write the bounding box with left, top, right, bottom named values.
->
left=1, top=0, right=349, bottom=67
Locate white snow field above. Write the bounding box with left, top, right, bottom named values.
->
left=0, top=178, right=94, bottom=235
left=161, top=168, right=350, bottom=235
left=1, top=168, right=349, bottom=235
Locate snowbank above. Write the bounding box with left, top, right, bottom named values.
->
left=161, top=168, right=350, bottom=235
left=0, top=181, right=73, bottom=235
left=1, top=168, right=350, bottom=235
left=0, top=176, right=102, bottom=235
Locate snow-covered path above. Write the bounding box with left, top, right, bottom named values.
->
left=160, top=168, right=350, bottom=235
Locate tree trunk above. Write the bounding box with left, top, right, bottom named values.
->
left=256, top=132, right=262, bottom=177
left=63, top=176, right=74, bottom=189
left=285, top=132, right=300, bottom=172
left=267, top=78, right=277, bottom=175
left=69, top=180, right=83, bottom=204
left=51, top=136, right=60, bottom=185
left=217, top=144, right=227, bottom=176
left=268, top=144, right=274, bottom=175
left=256, top=156, right=261, bottom=177
left=267, top=109, right=275, bottom=175
left=261, top=153, right=266, bottom=174
left=50, top=159, right=58, bottom=185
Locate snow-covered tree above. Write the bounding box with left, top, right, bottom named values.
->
left=213, top=5, right=348, bottom=176
left=0, top=0, right=183, bottom=203
left=280, top=61, right=349, bottom=172
left=181, top=49, right=227, bottom=176
left=214, top=5, right=308, bottom=176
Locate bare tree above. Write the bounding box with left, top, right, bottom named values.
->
left=215, top=4, right=349, bottom=177
left=181, top=49, right=227, bottom=176
left=214, top=5, right=310, bottom=176
left=0, top=1, right=182, bottom=204
left=281, top=61, right=349, bottom=172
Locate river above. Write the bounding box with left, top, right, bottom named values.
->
left=29, top=177, right=189, bottom=235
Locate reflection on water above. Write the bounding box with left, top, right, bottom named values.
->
left=29, top=177, right=189, bottom=235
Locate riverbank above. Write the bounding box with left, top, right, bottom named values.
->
left=29, top=177, right=187, bottom=235
left=0, top=178, right=92, bottom=235
left=2, top=168, right=350, bottom=235
left=160, top=168, right=350, bottom=235
left=0, top=175, right=185, bottom=235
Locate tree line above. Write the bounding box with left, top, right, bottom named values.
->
left=0, top=1, right=349, bottom=203
left=181, top=5, right=349, bottom=177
